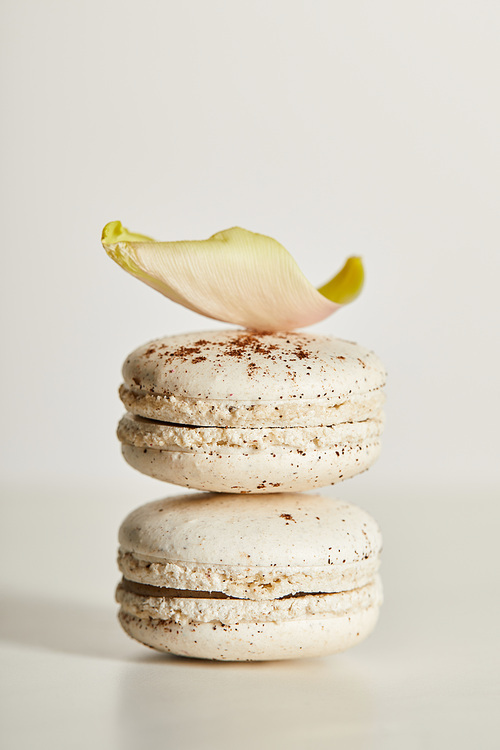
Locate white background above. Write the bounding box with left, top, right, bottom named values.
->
left=1, top=2, right=499, bottom=749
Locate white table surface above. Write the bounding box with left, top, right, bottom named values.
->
left=1, top=479, right=498, bottom=750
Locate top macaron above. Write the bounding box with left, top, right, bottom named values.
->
left=117, top=329, right=386, bottom=494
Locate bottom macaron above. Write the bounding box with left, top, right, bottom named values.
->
left=116, top=492, right=383, bottom=661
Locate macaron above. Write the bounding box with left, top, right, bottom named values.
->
left=116, top=492, right=383, bottom=661
left=117, top=329, right=386, bottom=494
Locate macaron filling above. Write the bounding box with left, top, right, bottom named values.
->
left=117, top=412, right=384, bottom=452
left=120, top=578, right=335, bottom=600
left=116, top=576, right=383, bottom=625
left=118, top=550, right=381, bottom=600
left=119, top=385, right=385, bottom=429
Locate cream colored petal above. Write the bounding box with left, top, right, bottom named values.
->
left=102, top=221, right=363, bottom=331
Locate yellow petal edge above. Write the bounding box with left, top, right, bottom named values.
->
left=102, top=221, right=364, bottom=331
left=318, top=256, right=364, bottom=305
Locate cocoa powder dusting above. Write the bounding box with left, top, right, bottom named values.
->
left=146, top=331, right=316, bottom=377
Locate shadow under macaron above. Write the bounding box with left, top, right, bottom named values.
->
left=0, top=591, right=134, bottom=662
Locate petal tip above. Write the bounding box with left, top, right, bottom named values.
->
left=101, top=220, right=123, bottom=246
left=318, top=256, right=364, bottom=305
left=102, top=221, right=155, bottom=248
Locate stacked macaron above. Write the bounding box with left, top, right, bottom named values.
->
left=116, top=493, right=383, bottom=660
left=104, top=222, right=386, bottom=661
left=114, top=329, right=385, bottom=660
left=117, top=329, right=385, bottom=493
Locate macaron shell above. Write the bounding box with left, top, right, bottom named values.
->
left=121, top=439, right=381, bottom=493
left=121, top=329, right=386, bottom=408
left=118, top=494, right=382, bottom=570
left=118, top=603, right=381, bottom=661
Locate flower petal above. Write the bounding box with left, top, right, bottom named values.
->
left=102, top=221, right=363, bottom=331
